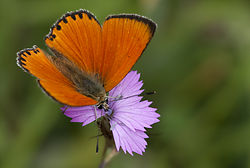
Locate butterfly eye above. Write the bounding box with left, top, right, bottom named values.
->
left=96, top=98, right=109, bottom=110
left=97, top=105, right=103, bottom=109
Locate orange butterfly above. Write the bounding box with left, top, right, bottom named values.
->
left=17, top=9, right=156, bottom=110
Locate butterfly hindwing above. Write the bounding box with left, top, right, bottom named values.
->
left=17, top=46, right=97, bottom=106
left=101, top=14, right=156, bottom=91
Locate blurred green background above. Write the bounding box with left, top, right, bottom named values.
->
left=0, top=0, right=249, bottom=167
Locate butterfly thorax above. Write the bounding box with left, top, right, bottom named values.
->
left=97, top=98, right=109, bottom=111
left=48, top=54, right=107, bottom=104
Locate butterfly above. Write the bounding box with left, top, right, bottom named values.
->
left=16, top=9, right=156, bottom=110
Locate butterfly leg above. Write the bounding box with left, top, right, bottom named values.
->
left=110, top=120, right=118, bottom=131
left=107, top=95, right=123, bottom=101
left=93, top=105, right=99, bottom=121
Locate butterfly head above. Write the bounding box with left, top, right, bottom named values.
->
left=96, top=96, right=109, bottom=111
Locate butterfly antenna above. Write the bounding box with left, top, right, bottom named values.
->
left=96, top=129, right=100, bottom=153
left=144, top=91, right=157, bottom=95
left=109, top=91, right=156, bottom=102
left=93, top=105, right=100, bottom=153
left=93, top=105, right=99, bottom=121
left=107, top=95, right=121, bottom=99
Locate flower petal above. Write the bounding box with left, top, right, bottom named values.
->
left=62, top=71, right=160, bottom=156
left=63, top=105, right=104, bottom=126
left=108, top=71, right=160, bottom=155
left=111, top=120, right=147, bottom=155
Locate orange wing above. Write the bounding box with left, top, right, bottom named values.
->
left=45, top=9, right=103, bottom=76
left=17, top=46, right=97, bottom=106
left=101, top=14, right=156, bottom=91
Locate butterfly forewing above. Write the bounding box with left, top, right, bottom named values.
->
left=45, top=10, right=103, bottom=76
left=101, top=14, right=156, bottom=91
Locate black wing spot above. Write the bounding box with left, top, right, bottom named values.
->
left=52, top=34, right=56, bottom=38
left=20, top=57, right=26, bottom=62
left=78, top=12, right=83, bottom=19
left=71, top=14, right=76, bottom=20
left=86, top=12, right=93, bottom=20
left=62, top=17, right=68, bottom=23
left=56, top=25, right=61, bottom=30
left=26, top=51, right=31, bottom=55
left=33, top=50, right=37, bottom=54
left=21, top=62, right=26, bottom=66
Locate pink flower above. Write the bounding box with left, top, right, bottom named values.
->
left=62, top=71, right=160, bottom=155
